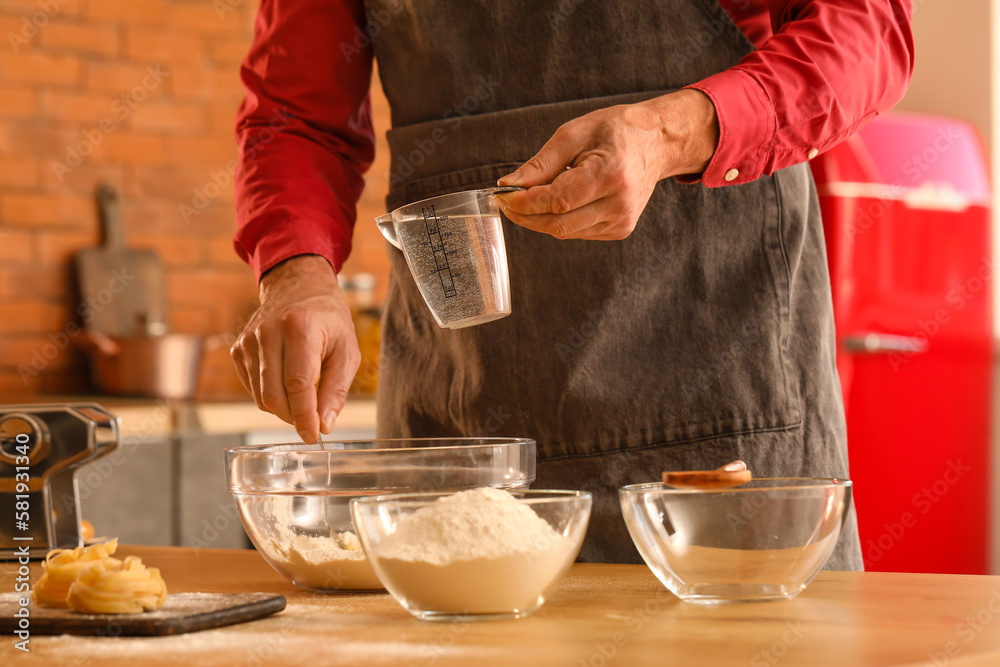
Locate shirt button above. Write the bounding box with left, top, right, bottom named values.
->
left=807, top=148, right=819, bottom=159
left=724, top=168, right=739, bottom=182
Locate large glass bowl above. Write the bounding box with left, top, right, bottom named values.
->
left=620, top=478, right=852, bottom=604
left=350, top=489, right=591, bottom=621
left=225, top=438, right=535, bottom=593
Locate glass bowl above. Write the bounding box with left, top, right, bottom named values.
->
left=350, top=489, right=591, bottom=620
left=619, top=478, right=852, bottom=604
left=225, top=438, right=535, bottom=593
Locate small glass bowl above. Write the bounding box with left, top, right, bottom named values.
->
left=225, top=438, right=535, bottom=593
left=619, top=478, right=852, bottom=604
left=350, top=489, right=591, bottom=620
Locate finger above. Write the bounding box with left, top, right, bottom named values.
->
left=239, top=336, right=266, bottom=410
left=256, top=324, right=293, bottom=424
left=497, top=124, right=585, bottom=188
left=502, top=196, right=616, bottom=240
left=230, top=343, right=253, bottom=398
left=316, top=336, right=361, bottom=434
left=589, top=230, right=636, bottom=241
left=281, top=317, right=324, bottom=444
left=497, top=156, right=610, bottom=216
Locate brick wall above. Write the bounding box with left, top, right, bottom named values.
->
left=0, top=0, right=392, bottom=400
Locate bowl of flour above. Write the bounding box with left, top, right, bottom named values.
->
left=350, top=488, right=592, bottom=620
left=225, top=439, right=536, bottom=593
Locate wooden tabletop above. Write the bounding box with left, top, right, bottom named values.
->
left=3, top=545, right=1000, bottom=666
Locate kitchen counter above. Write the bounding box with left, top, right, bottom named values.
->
left=193, top=399, right=377, bottom=436
left=33, top=396, right=378, bottom=438
left=4, top=546, right=1000, bottom=666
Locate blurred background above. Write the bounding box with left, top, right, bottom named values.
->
left=0, top=0, right=393, bottom=400
left=0, top=1, right=996, bottom=575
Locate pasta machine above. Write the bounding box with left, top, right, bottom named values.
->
left=0, top=404, right=119, bottom=559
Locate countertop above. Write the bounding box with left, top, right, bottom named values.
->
left=4, top=546, right=1000, bottom=666
left=17, top=396, right=378, bottom=438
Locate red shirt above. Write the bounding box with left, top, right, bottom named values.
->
left=234, top=0, right=914, bottom=280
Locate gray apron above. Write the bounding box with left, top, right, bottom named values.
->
left=366, top=0, right=863, bottom=569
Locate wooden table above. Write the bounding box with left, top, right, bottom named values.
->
left=3, top=545, right=1000, bottom=666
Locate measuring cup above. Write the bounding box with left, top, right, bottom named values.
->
left=376, top=187, right=520, bottom=329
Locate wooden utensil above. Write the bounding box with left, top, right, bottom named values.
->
left=75, top=183, right=168, bottom=338
left=662, top=460, right=752, bottom=489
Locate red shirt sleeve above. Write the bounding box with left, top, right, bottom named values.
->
left=684, top=0, right=914, bottom=187
left=234, top=0, right=375, bottom=281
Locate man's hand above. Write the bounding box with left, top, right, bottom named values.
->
left=230, top=254, right=360, bottom=444
left=496, top=89, right=718, bottom=240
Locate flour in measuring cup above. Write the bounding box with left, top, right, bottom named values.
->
left=394, top=213, right=510, bottom=327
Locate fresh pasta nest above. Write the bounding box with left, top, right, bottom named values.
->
left=67, top=556, right=168, bottom=614
left=32, top=538, right=168, bottom=614
left=33, top=539, right=119, bottom=608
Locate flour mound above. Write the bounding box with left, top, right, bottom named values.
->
left=379, top=487, right=563, bottom=565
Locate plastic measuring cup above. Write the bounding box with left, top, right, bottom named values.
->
left=376, top=187, right=519, bottom=329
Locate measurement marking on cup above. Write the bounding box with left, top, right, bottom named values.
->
left=421, top=205, right=459, bottom=298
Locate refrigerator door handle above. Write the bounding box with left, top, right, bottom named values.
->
left=842, top=332, right=930, bottom=355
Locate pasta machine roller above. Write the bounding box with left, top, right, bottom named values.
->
left=0, top=404, right=119, bottom=559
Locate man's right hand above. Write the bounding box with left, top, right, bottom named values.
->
left=230, top=254, right=360, bottom=444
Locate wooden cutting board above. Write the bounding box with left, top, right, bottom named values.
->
left=75, top=183, right=168, bottom=338
left=0, top=592, right=285, bottom=636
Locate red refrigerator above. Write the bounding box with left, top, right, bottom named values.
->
left=811, top=112, right=993, bottom=574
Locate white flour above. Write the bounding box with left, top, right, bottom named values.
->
left=239, top=493, right=384, bottom=591
left=273, top=526, right=383, bottom=590
left=374, top=488, right=577, bottom=615
left=267, top=527, right=383, bottom=591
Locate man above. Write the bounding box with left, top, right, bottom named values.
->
left=231, top=0, right=913, bottom=565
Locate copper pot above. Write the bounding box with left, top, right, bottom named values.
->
left=86, top=334, right=219, bottom=399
